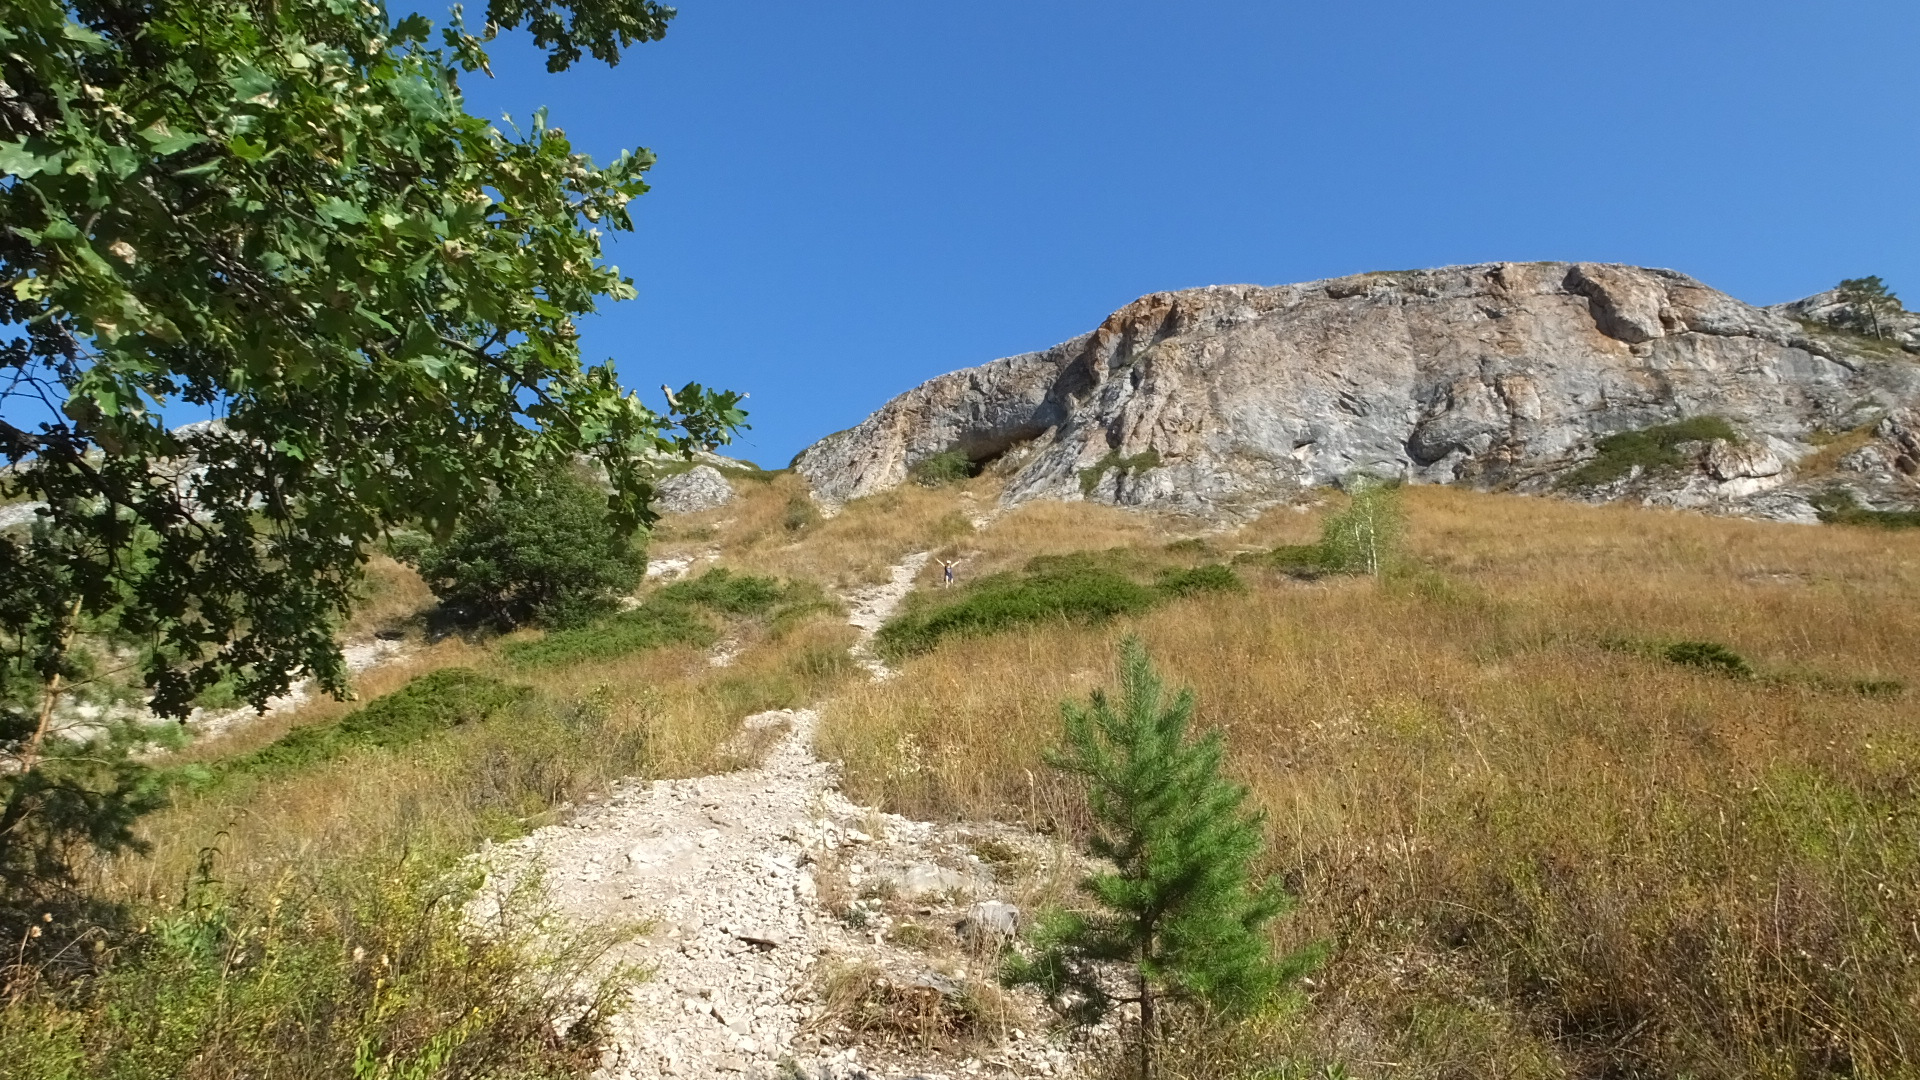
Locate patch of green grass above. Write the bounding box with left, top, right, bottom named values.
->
left=1557, top=416, right=1740, bottom=489
left=189, top=678, right=241, bottom=712
left=1156, top=564, right=1244, bottom=597
left=1661, top=639, right=1755, bottom=679
left=1234, top=544, right=1333, bottom=578
left=1603, top=635, right=1753, bottom=679
left=1078, top=449, right=1162, bottom=496
left=502, top=569, right=834, bottom=669
left=173, top=669, right=531, bottom=791
left=656, top=567, right=786, bottom=615
left=659, top=567, right=838, bottom=627
left=1602, top=635, right=1903, bottom=696
left=1810, top=488, right=1920, bottom=529
left=502, top=601, right=716, bottom=668
left=909, top=449, right=980, bottom=487
left=876, top=555, right=1159, bottom=659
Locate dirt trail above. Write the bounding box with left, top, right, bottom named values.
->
left=474, top=553, right=1093, bottom=1080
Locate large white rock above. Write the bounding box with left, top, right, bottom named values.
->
left=655, top=465, right=735, bottom=514
left=794, top=262, right=1920, bottom=520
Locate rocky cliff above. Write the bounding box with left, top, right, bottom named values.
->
left=794, top=262, right=1920, bottom=521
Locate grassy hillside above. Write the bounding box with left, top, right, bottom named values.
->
left=10, top=468, right=1919, bottom=1079
left=815, top=484, right=1920, bottom=1079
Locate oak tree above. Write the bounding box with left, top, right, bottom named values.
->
left=0, top=0, right=739, bottom=893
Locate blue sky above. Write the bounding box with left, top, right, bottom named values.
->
left=463, top=1, right=1918, bottom=467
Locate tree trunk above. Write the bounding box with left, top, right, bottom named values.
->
left=1138, top=966, right=1155, bottom=1080
left=20, top=596, right=84, bottom=772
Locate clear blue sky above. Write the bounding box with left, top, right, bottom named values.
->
left=462, top=1, right=1917, bottom=467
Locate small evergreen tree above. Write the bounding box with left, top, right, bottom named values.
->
left=1317, top=475, right=1404, bottom=577
left=1836, top=276, right=1903, bottom=340
left=1005, top=638, right=1315, bottom=1079
left=408, top=465, right=643, bottom=629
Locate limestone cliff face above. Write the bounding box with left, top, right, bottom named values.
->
left=794, top=263, right=1920, bottom=520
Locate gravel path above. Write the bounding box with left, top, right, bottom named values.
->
left=473, top=553, right=1095, bottom=1080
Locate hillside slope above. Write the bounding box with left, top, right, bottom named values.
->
left=794, top=263, right=1920, bottom=521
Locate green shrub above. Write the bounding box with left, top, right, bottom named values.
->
left=1079, top=449, right=1161, bottom=496
left=909, top=449, right=979, bottom=487
left=501, top=602, right=716, bottom=669
left=408, top=466, right=643, bottom=629
left=177, top=669, right=531, bottom=789
left=501, top=569, right=831, bottom=669
left=876, top=556, right=1158, bottom=659
left=1235, top=543, right=1332, bottom=578
left=783, top=494, right=822, bottom=533
left=0, top=852, right=618, bottom=1080
left=1156, top=564, right=1244, bottom=597
left=1318, top=477, right=1404, bottom=576
left=655, top=567, right=786, bottom=615
left=1810, top=488, right=1920, bottom=529
left=1558, top=416, right=1740, bottom=489
left=1660, top=639, right=1754, bottom=679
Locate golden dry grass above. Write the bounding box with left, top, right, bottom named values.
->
left=821, top=485, right=1920, bottom=1079
left=111, top=609, right=858, bottom=907
left=337, top=553, right=437, bottom=639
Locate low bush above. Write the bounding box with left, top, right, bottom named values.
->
left=655, top=567, right=833, bottom=621
left=783, top=494, right=823, bottom=533
left=173, top=668, right=531, bottom=790
left=909, top=449, right=980, bottom=487
left=502, top=601, right=716, bottom=669
left=0, top=854, right=618, bottom=1080
left=1558, top=416, right=1740, bottom=489
left=1156, top=564, right=1244, bottom=597
left=1078, top=449, right=1161, bottom=496
left=876, top=555, right=1159, bottom=659
left=1660, top=638, right=1755, bottom=678
left=1810, top=488, right=1920, bottom=529
left=502, top=569, right=832, bottom=669
left=1236, top=543, right=1332, bottom=577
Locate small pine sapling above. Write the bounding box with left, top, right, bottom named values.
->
left=1004, top=637, right=1317, bottom=1079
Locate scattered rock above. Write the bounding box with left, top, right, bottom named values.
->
left=469, top=554, right=1096, bottom=1080
left=892, top=863, right=969, bottom=900
left=958, top=901, right=1020, bottom=946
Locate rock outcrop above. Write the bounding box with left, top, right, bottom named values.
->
left=1770, top=288, right=1920, bottom=354
left=654, top=464, right=736, bottom=514
left=794, top=262, right=1920, bottom=520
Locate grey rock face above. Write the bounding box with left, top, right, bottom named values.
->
left=794, top=262, right=1920, bottom=520
left=655, top=465, right=736, bottom=514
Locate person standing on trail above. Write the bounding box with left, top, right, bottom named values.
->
left=941, top=559, right=956, bottom=588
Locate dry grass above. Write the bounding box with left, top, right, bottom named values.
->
left=113, top=609, right=859, bottom=909
left=338, top=553, right=437, bottom=639
left=806, top=960, right=1017, bottom=1053
left=821, top=486, right=1920, bottom=1079
left=648, top=473, right=970, bottom=588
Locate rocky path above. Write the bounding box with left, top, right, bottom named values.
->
left=473, top=553, right=1094, bottom=1080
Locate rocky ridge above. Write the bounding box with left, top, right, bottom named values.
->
left=793, top=263, right=1920, bottom=521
